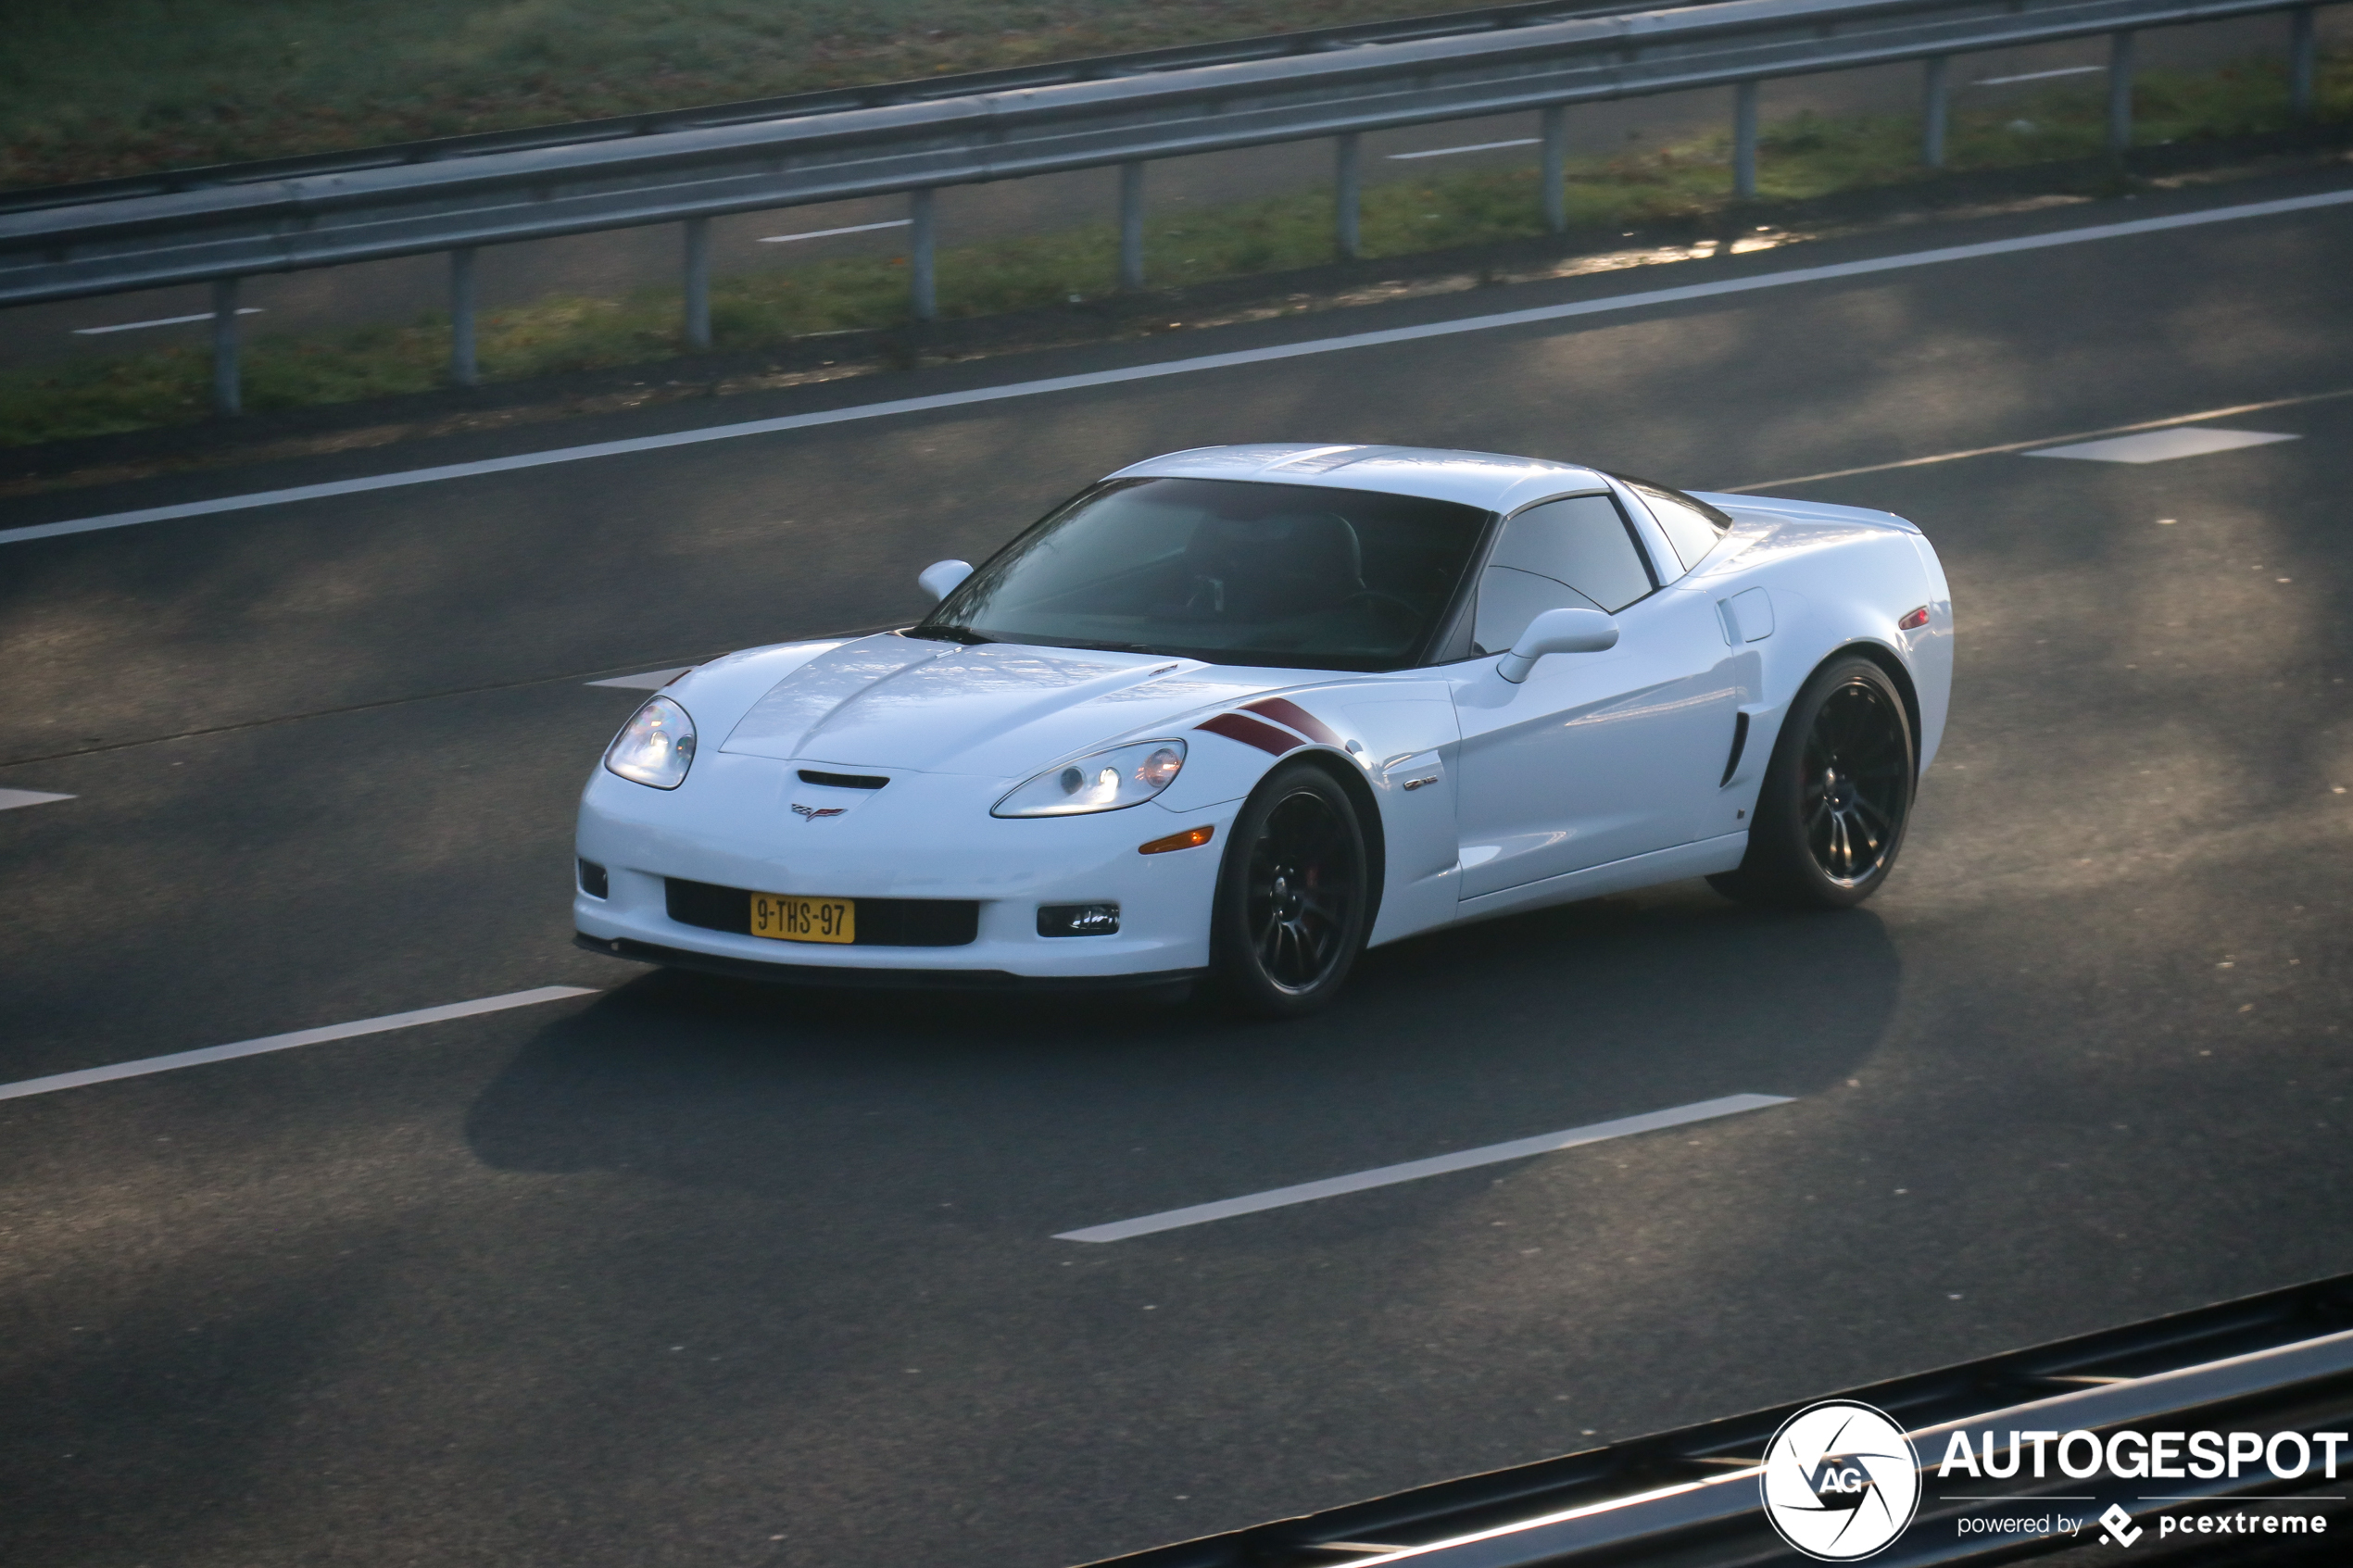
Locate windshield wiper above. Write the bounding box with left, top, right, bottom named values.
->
left=1051, top=637, right=1166, bottom=655
left=908, top=624, right=994, bottom=646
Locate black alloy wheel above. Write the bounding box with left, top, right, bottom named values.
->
left=1211, top=761, right=1372, bottom=1017
left=1710, top=656, right=1916, bottom=909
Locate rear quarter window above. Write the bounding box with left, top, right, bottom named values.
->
left=1617, top=476, right=1732, bottom=572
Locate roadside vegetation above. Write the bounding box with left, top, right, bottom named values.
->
left=1, top=51, right=2345, bottom=448
left=4, top=0, right=1502, bottom=191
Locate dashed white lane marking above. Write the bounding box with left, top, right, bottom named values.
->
left=1976, top=65, right=2103, bottom=85
left=0, top=985, right=597, bottom=1103
left=1389, top=137, right=1540, bottom=160
left=585, top=667, right=693, bottom=690
left=6, top=184, right=2350, bottom=551
left=2024, top=427, right=2299, bottom=464
left=1728, top=389, right=2347, bottom=491
left=0, top=788, right=75, bottom=810
left=73, top=308, right=262, bottom=335
left=759, top=220, right=911, bottom=243
left=1054, top=1093, right=1792, bottom=1242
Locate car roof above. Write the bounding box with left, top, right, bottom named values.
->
left=1104, top=445, right=1610, bottom=514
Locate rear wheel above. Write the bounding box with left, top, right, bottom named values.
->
left=1209, top=761, right=1371, bottom=1018
left=1710, top=656, right=1915, bottom=909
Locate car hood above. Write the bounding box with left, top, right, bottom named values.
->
left=715, top=633, right=1289, bottom=776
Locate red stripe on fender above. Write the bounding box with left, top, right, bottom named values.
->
left=1242, top=696, right=1343, bottom=748
left=1195, top=712, right=1303, bottom=757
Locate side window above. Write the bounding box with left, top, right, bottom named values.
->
left=1471, top=494, right=1654, bottom=654
left=1472, top=568, right=1597, bottom=656
left=1617, top=476, right=1731, bottom=572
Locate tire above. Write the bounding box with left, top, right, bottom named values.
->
left=1709, top=655, right=1916, bottom=909
left=1209, top=760, right=1373, bottom=1018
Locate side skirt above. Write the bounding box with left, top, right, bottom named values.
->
left=1449, top=831, right=1751, bottom=925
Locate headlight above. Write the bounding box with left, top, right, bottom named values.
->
left=604, top=696, right=698, bottom=789
left=992, top=739, right=1187, bottom=818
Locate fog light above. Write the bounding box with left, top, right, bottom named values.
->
left=578, top=859, right=610, bottom=898
left=1138, top=825, right=1214, bottom=855
left=1038, top=902, right=1120, bottom=937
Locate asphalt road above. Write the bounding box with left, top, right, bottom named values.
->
left=2, top=169, right=2350, bottom=1568
left=1, top=14, right=2326, bottom=370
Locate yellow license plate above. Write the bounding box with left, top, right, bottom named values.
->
left=749, top=895, right=855, bottom=944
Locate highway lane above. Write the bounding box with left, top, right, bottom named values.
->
left=2, top=173, right=2350, bottom=1568
left=1, top=13, right=2327, bottom=370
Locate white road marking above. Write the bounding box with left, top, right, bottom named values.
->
left=759, top=220, right=912, bottom=243
left=73, top=308, right=263, bottom=335
left=1975, top=65, right=2104, bottom=85
left=1729, top=388, right=2349, bottom=490
left=0, top=788, right=75, bottom=810
left=1389, top=137, right=1541, bottom=160
left=2025, top=427, right=2298, bottom=463
left=0, top=985, right=597, bottom=1103
left=6, top=184, right=2350, bottom=552
left=1054, top=1093, right=1792, bottom=1242
left=585, top=667, right=693, bottom=690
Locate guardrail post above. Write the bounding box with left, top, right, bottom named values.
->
left=2290, top=6, right=2317, bottom=119
left=1118, top=162, right=1146, bottom=290
left=210, top=276, right=242, bottom=417
left=683, top=217, right=711, bottom=351
left=1335, top=132, right=1362, bottom=259
left=1733, top=81, right=1759, bottom=198
left=449, top=247, right=478, bottom=387
left=2108, top=31, right=2136, bottom=154
left=909, top=188, right=937, bottom=322
left=1541, top=105, right=1568, bottom=232
left=1921, top=56, right=1950, bottom=168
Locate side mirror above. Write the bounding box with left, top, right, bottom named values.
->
left=917, top=559, right=974, bottom=603
left=1497, top=607, right=1618, bottom=683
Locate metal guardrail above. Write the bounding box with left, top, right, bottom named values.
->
left=1082, top=1271, right=2353, bottom=1568
left=2, top=0, right=2336, bottom=415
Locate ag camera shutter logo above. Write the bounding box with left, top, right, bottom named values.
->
left=1760, top=1400, right=1922, bottom=1560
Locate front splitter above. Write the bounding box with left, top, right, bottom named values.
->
left=574, top=933, right=1205, bottom=996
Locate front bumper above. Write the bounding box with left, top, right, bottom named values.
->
left=573, top=753, right=1237, bottom=981
left=574, top=935, right=1204, bottom=993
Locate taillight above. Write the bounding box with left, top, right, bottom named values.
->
left=1897, top=605, right=1931, bottom=631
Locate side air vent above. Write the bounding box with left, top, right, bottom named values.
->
left=1719, top=711, right=1751, bottom=788
left=797, top=769, right=889, bottom=789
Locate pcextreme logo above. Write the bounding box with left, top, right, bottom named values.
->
left=1760, top=1400, right=1922, bottom=1561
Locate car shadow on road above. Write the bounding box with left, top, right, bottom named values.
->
left=464, top=881, right=1902, bottom=1234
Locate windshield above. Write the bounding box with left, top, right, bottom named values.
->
left=912, top=477, right=1491, bottom=671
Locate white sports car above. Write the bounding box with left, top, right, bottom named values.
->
left=574, top=445, right=1951, bottom=1015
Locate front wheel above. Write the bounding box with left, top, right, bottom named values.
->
left=1209, top=761, right=1372, bottom=1018
left=1710, top=656, right=1916, bottom=909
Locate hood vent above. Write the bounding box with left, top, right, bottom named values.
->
left=798, top=769, right=889, bottom=790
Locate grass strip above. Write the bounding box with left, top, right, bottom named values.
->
left=2, top=0, right=1539, bottom=190
left=3, top=55, right=2344, bottom=450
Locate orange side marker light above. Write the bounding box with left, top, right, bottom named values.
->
left=1139, top=825, right=1215, bottom=855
